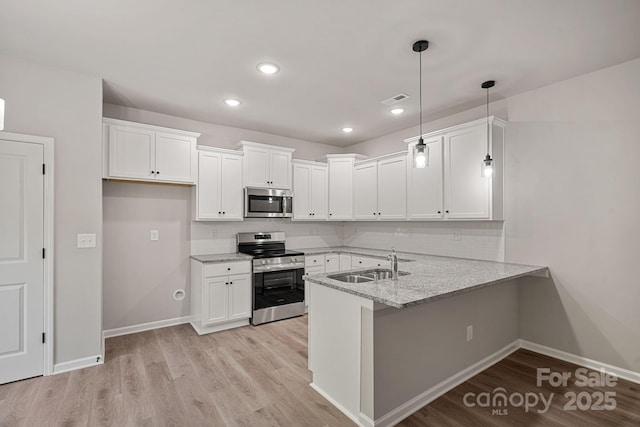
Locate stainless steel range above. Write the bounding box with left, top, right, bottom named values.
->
left=237, top=232, right=305, bottom=325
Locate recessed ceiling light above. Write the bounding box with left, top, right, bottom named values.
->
left=341, top=127, right=354, bottom=133
left=390, top=108, right=405, bottom=115
left=257, top=63, right=280, bottom=74
left=224, top=99, right=241, bottom=107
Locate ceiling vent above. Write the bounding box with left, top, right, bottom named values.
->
left=382, top=93, right=410, bottom=106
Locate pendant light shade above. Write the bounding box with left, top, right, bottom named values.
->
left=412, top=40, right=429, bottom=169
left=481, top=80, right=495, bottom=178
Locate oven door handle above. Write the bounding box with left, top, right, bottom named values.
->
left=253, top=263, right=305, bottom=273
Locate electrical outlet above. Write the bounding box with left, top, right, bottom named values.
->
left=150, top=229, right=159, bottom=241
left=467, top=325, right=473, bottom=342
left=452, top=231, right=462, bottom=241
left=77, top=233, right=96, bottom=248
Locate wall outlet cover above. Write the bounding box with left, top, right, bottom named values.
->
left=77, top=233, right=97, bottom=248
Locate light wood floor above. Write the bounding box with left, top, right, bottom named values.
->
left=1, top=316, right=638, bottom=426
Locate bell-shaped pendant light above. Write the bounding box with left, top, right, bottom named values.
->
left=481, top=80, right=495, bottom=177
left=412, top=40, right=429, bottom=169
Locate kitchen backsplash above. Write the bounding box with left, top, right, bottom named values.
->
left=192, top=219, right=504, bottom=261
left=343, top=221, right=505, bottom=262
left=191, top=219, right=344, bottom=255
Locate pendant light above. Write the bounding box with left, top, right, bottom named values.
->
left=481, top=80, right=495, bottom=177
left=412, top=40, right=429, bottom=169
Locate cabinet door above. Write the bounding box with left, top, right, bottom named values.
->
left=353, top=162, right=378, bottom=220
left=244, top=146, right=270, bottom=188
left=310, top=166, right=328, bottom=220
left=155, top=132, right=195, bottom=183
left=269, top=151, right=292, bottom=189
left=228, top=274, right=251, bottom=321
left=377, top=156, right=407, bottom=220
left=292, top=163, right=311, bottom=220
left=328, top=159, right=353, bottom=220
left=324, top=254, right=340, bottom=273
left=196, top=152, right=222, bottom=220
left=304, top=265, right=325, bottom=308
left=407, top=137, right=444, bottom=220
left=220, top=154, right=243, bottom=220
left=339, top=254, right=352, bottom=271
left=445, top=125, right=490, bottom=219
left=108, top=125, right=155, bottom=180
left=203, top=277, right=228, bottom=326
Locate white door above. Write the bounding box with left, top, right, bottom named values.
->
left=220, top=154, right=243, bottom=220
left=377, top=156, right=407, bottom=220
left=203, top=277, right=228, bottom=326
left=269, top=151, right=291, bottom=189
left=228, top=275, right=251, bottom=321
left=243, top=146, right=270, bottom=188
left=155, top=132, right=194, bottom=183
left=108, top=125, right=155, bottom=180
left=292, top=164, right=311, bottom=220
left=353, top=162, right=378, bottom=220
left=196, top=152, right=221, bottom=220
left=310, top=166, right=328, bottom=220
left=328, top=158, right=353, bottom=220
left=445, top=126, right=490, bottom=219
left=408, top=137, right=444, bottom=220
left=0, top=139, right=44, bottom=384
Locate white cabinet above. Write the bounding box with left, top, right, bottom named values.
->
left=238, top=141, right=295, bottom=189
left=103, top=118, right=199, bottom=184
left=339, top=254, right=352, bottom=271
left=405, top=116, right=506, bottom=221
left=354, top=153, right=407, bottom=221
left=407, top=136, right=444, bottom=220
left=293, top=160, right=328, bottom=220
left=193, top=147, right=243, bottom=221
left=351, top=255, right=385, bottom=269
left=327, top=154, right=366, bottom=220
left=191, top=260, right=252, bottom=334
left=324, top=253, right=340, bottom=273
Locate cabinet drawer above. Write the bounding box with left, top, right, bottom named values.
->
left=351, top=255, right=384, bottom=269
left=305, top=255, right=324, bottom=267
left=204, top=261, right=251, bottom=277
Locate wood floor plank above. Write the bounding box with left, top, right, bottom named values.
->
left=2, top=316, right=638, bottom=426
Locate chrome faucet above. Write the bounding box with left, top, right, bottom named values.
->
left=387, top=248, right=399, bottom=281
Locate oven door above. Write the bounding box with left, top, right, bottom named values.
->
left=244, top=187, right=293, bottom=218
left=253, top=267, right=304, bottom=310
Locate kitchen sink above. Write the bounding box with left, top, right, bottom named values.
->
left=328, top=268, right=410, bottom=283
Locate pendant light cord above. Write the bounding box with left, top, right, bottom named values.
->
left=419, top=50, right=423, bottom=140
left=486, top=86, right=490, bottom=155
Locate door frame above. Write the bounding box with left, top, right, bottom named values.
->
left=0, top=131, right=54, bottom=376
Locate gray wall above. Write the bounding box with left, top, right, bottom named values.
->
left=505, top=58, right=640, bottom=372
left=102, top=105, right=346, bottom=331
left=0, top=54, right=103, bottom=364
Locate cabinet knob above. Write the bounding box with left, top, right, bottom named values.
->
left=446, top=210, right=450, bottom=213
left=218, top=211, right=221, bottom=214
left=227, top=267, right=231, bottom=271
left=378, top=212, right=381, bottom=215
left=222, top=211, right=226, bottom=214
left=329, top=213, right=332, bottom=216
left=313, top=259, right=317, bottom=263
left=229, top=281, right=233, bottom=284
left=156, top=171, right=159, bottom=175
left=437, top=211, right=441, bottom=214
left=373, top=212, right=376, bottom=215
left=151, top=170, right=155, bottom=174
left=225, top=282, right=229, bottom=285
left=359, top=261, right=362, bottom=264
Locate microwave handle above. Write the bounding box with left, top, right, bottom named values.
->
left=283, top=196, right=291, bottom=214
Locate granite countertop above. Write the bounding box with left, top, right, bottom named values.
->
left=302, top=247, right=548, bottom=309
left=191, top=253, right=253, bottom=263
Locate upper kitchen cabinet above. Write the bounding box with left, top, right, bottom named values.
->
left=326, top=154, right=366, bottom=221
left=354, top=152, right=407, bottom=220
left=193, top=146, right=244, bottom=221
left=237, top=141, right=295, bottom=189
left=405, top=116, right=507, bottom=220
left=102, top=118, right=200, bottom=184
left=292, top=160, right=328, bottom=221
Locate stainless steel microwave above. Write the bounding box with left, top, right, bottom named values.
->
left=244, top=187, right=293, bottom=218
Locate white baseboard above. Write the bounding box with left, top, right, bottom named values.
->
left=519, top=339, right=640, bottom=385
left=310, top=382, right=364, bottom=426
left=53, top=354, right=104, bottom=375
left=189, top=319, right=249, bottom=335
left=374, top=340, right=520, bottom=427
left=103, top=315, right=193, bottom=339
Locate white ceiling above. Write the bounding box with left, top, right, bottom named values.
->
left=1, top=0, right=640, bottom=146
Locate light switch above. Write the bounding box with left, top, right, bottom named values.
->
left=150, top=230, right=159, bottom=241
left=77, top=233, right=97, bottom=248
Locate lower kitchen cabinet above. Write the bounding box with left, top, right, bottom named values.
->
left=339, top=254, right=352, bottom=271
left=191, top=260, right=252, bottom=334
